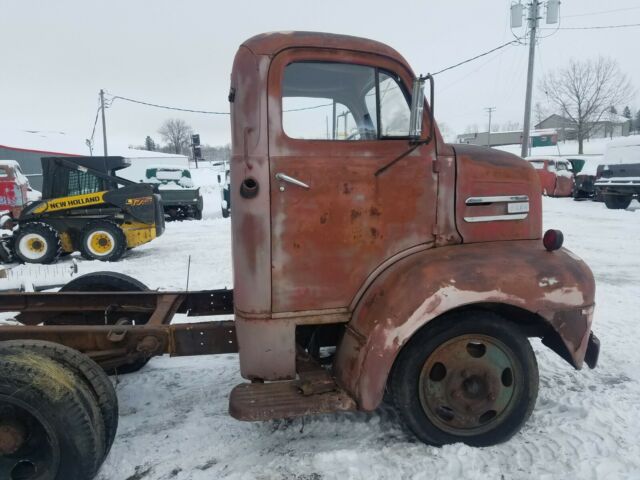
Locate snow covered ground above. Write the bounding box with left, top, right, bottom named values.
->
left=2, top=167, right=640, bottom=479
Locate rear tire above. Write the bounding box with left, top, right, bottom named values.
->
left=0, top=350, right=105, bottom=479
left=603, top=194, right=632, bottom=210
left=13, top=222, right=61, bottom=264
left=0, top=340, right=119, bottom=457
left=80, top=220, right=127, bottom=262
left=58, top=272, right=152, bottom=375
left=390, top=311, right=539, bottom=447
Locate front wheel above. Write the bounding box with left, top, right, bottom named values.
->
left=13, top=222, right=61, bottom=264
left=603, top=194, right=632, bottom=210
left=390, top=311, right=539, bottom=447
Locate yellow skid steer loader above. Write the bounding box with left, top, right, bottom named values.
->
left=0, top=156, right=164, bottom=264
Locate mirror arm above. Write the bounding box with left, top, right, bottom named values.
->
left=376, top=74, right=436, bottom=177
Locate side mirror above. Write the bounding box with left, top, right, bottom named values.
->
left=409, top=77, right=425, bottom=140
left=409, top=74, right=435, bottom=143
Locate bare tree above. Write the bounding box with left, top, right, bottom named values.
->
left=438, top=122, right=455, bottom=142
left=540, top=57, right=633, bottom=154
left=158, top=118, right=193, bottom=154
left=533, top=102, right=549, bottom=126
left=501, top=120, right=521, bottom=132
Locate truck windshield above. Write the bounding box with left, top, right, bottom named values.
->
left=282, top=62, right=410, bottom=141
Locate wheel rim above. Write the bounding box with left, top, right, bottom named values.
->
left=17, top=235, right=48, bottom=261
left=418, top=334, right=519, bottom=436
left=0, top=396, right=60, bottom=480
left=86, top=231, right=115, bottom=257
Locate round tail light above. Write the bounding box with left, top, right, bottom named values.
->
left=543, top=229, right=564, bottom=251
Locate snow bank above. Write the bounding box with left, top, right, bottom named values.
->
left=1, top=173, right=639, bottom=479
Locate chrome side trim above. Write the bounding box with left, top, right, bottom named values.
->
left=466, top=195, right=529, bottom=204
left=464, top=213, right=529, bottom=223
left=464, top=194, right=530, bottom=223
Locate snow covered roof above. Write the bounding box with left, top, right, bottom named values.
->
left=0, top=129, right=187, bottom=161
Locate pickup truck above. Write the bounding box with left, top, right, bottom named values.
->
left=595, top=163, right=640, bottom=209
left=145, top=166, right=203, bottom=220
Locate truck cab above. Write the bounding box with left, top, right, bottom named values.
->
left=527, top=157, right=574, bottom=197
left=228, top=32, right=598, bottom=446
left=0, top=160, right=31, bottom=219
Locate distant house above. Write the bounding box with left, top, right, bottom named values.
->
left=0, top=129, right=188, bottom=190
left=535, top=114, right=630, bottom=141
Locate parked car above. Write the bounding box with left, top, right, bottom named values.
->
left=527, top=157, right=574, bottom=197
left=564, top=156, right=604, bottom=200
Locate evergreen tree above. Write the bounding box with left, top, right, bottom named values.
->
left=623, top=106, right=632, bottom=119
left=635, top=110, right=640, bottom=133
left=144, top=136, right=156, bottom=151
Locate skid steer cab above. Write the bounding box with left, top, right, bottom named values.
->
left=1, top=156, right=164, bottom=264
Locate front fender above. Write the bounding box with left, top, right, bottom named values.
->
left=334, top=240, right=595, bottom=410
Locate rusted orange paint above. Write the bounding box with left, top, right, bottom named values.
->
left=230, top=32, right=595, bottom=402
left=334, top=240, right=595, bottom=410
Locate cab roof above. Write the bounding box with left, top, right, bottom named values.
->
left=242, top=31, right=408, bottom=65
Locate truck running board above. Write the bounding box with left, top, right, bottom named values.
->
left=229, top=381, right=356, bottom=421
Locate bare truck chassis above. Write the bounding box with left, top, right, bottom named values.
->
left=0, top=288, right=356, bottom=419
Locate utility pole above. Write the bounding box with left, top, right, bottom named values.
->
left=485, top=107, right=496, bottom=147
left=521, top=1, right=539, bottom=158
left=100, top=89, right=108, bottom=156
left=512, top=0, right=559, bottom=158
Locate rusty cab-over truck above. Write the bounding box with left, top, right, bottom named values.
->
left=0, top=32, right=599, bottom=480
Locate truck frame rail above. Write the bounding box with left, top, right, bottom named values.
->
left=0, top=289, right=237, bottom=370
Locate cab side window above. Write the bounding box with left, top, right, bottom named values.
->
left=282, top=62, right=411, bottom=141
left=67, top=170, right=103, bottom=196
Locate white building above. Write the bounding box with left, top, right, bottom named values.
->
left=0, top=129, right=188, bottom=190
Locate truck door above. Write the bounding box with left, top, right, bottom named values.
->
left=268, top=50, right=437, bottom=313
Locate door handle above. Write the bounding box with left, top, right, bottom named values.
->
left=275, top=173, right=310, bottom=190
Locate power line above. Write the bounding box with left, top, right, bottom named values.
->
left=285, top=102, right=333, bottom=112
left=432, top=39, right=522, bottom=76
left=563, top=6, right=640, bottom=18
left=105, top=92, right=337, bottom=115
left=543, top=23, right=640, bottom=30
left=106, top=92, right=230, bottom=115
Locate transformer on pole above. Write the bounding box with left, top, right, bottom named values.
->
left=510, top=1, right=560, bottom=158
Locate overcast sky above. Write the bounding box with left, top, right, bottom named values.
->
left=1, top=0, right=639, bottom=151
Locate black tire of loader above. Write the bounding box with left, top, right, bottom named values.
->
left=59, top=271, right=152, bottom=375
left=390, top=311, right=539, bottom=447
left=0, top=351, right=105, bottom=480
left=0, top=340, right=119, bottom=457
left=13, top=221, right=62, bottom=264
left=80, top=219, right=127, bottom=262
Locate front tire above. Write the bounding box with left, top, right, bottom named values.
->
left=390, top=311, right=539, bottom=447
left=80, top=220, right=127, bottom=261
left=603, top=194, right=632, bottom=210
left=13, top=222, right=61, bottom=264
